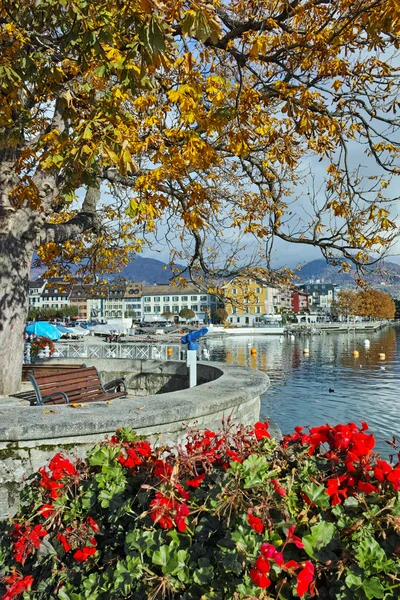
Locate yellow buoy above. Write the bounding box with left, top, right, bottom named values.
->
left=379, top=353, right=386, bottom=360
left=167, top=347, right=173, bottom=357
left=303, top=348, right=310, bottom=354
left=353, top=350, right=359, bottom=357
left=250, top=348, right=257, bottom=356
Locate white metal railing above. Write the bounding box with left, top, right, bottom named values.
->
left=53, top=343, right=184, bottom=361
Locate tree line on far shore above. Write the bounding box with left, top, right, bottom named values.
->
left=331, top=290, right=396, bottom=320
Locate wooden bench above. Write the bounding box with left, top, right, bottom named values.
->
left=28, top=366, right=127, bottom=405
left=22, top=363, right=86, bottom=382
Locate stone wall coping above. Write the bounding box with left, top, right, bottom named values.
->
left=0, top=362, right=269, bottom=443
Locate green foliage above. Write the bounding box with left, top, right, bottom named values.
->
left=1, top=421, right=399, bottom=599
left=179, top=308, right=196, bottom=320
left=212, top=308, right=228, bottom=323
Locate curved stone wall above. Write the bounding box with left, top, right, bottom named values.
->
left=0, top=360, right=269, bottom=519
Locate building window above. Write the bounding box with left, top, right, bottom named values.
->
left=190, top=295, right=197, bottom=301
left=232, top=307, right=237, bottom=314
left=144, top=306, right=151, bottom=313
left=200, top=296, right=207, bottom=301
left=181, top=296, right=188, bottom=301
left=154, top=296, right=160, bottom=302
left=172, top=296, right=179, bottom=302
left=255, top=306, right=261, bottom=314
left=163, top=305, right=170, bottom=313
left=232, top=289, right=237, bottom=294
left=191, top=305, right=198, bottom=311
left=255, top=287, right=261, bottom=293
left=172, top=306, right=179, bottom=313
left=144, top=297, right=151, bottom=302
left=163, top=296, right=170, bottom=301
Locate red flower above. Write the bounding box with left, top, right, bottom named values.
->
left=254, top=421, right=271, bottom=440
left=13, top=524, right=47, bottom=564
left=73, top=546, right=97, bottom=561
left=271, top=479, right=287, bottom=497
left=326, top=478, right=348, bottom=506
left=296, top=561, right=314, bottom=598
left=86, top=516, right=100, bottom=532
left=357, top=480, right=378, bottom=494
left=374, top=460, right=392, bottom=482
left=154, top=459, right=173, bottom=480
left=226, top=449, right=243, bottom=463
left=275, top=552, right=284, bottom=566
left=387, top=466, right=400, bottom=491
left=255, top=555, right=271, bottom=574
left=57, top=532, right=71, bottom=553
left=284, top=560, right=301, bottom=570
left=250, top=568, right=271, bottom=588
left=3, top=573, right=34, bottom=600
left=175, top=503, right=189, bottom=532
left=186, top=473, right=205, bottom=488
left=38, top=504, right=54, bottom=517
left=48, top=454, right=77, bottom=479
left=261, top=543, right=277, bottom=559
left=286, top=525, right=304, bottom=549
left=247, top=512, right=264, bottom=533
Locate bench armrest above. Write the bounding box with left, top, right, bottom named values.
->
left=103, top=378, right=127, bottom=394
left=42, top=391, right=70, bottom=405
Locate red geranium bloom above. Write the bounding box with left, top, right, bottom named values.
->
left=73, top=546, right=97, bottom=561
left=86, top=516, right=100, bottom=532
left=326, top=478, right=348, bottom=506
left=387, top=466, right=400, bottom=491
left=247, top=512, right=264, bottom=533
left=296, top=561, right=314, bottom=598
left=186, top=473, right=205, bottom=488
left=286, top=525, right=304, bottom=549
left=154, top=459, right=173, bottom=480
left=357, top=480, right=378, bottom=494
left=226, top=449, right=243, bottom=463
left=374, top=460, right=392, bottom=482
left=38, top=504, right=55, bottom=517
left=254, top=421, right=271, bottom=440
left=250, top=568, right=271, bottom=588
left=255, top=555, right=271, bottom=574
left=13, top=524, right=47, bottom=564
left=48, top=454, right=77, bottom=479
left=261, top=543, right=277, bottom=559
left=57, top=532, right=71, bottom=553
left=271, top=479, right=287, bottom=497
left=3, top=573, right=34, bottom=600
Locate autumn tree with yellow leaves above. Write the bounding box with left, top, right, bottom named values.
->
left=1, top=0, right=400, bottom=393
left=333, top=289, right=395, bottom=320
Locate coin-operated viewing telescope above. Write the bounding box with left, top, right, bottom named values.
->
left=181, top=328, right=208, bottom=386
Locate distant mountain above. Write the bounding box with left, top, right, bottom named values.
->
left=295, top=259, right=400, bottom=289
left=120, top=256, right=186, bottom=284
left=30, top=255, right=186, bottom=284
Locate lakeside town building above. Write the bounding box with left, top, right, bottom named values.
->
left=28, top=277, right=336, bottom=325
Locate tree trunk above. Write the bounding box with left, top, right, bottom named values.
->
left=0, top=228, right=33, bottom=395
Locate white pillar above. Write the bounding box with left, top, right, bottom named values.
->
left=187, top=349, right=197, bottom=388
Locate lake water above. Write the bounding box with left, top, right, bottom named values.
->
left=201, top=326, right=400, bottom=458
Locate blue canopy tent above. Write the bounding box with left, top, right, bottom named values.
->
left=55, top=324, right=75, bottom=334
left=26, top=321, right=63, bottom=340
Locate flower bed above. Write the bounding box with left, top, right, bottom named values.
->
left=0, top=419, right=399, bottom=599
left=29, top=337, right=55, bottom=359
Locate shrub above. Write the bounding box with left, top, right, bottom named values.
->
left=0, top=419, right=399, bottom=599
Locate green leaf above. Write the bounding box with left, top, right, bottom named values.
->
left=302, top=482, right=330, bottom=508
left=152, top=545, right=170, bottom=567
left=362, top=578, right=385, bottom=599
left=83, top=124, right=93, bottom=139
left=303, top=520, right=337, bottom=560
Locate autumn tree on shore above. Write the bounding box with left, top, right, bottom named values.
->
left=333, top=289, right=395, bottom=320
left=1, top=0, right=400, bottom=393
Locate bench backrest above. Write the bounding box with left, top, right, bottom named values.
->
left=22, top=363, right=86, bottom=382
left=30, top=366, right=103, bottom=404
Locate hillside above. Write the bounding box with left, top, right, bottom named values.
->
left=295, top=259, right=400, bottom=291
left=120, top=256, right=185, bottom=283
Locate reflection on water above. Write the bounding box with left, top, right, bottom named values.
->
left=200, top=326, right=400, bottom=457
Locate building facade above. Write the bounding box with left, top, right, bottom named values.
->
left=298, top=283, right=335, bottom=313
left=141, top=284, right=219, bottom=323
